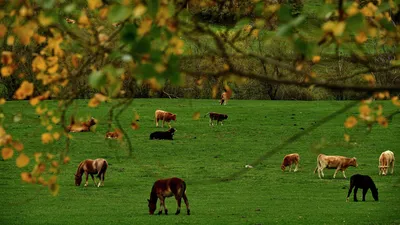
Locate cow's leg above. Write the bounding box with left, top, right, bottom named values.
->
left=362, top=188, right=368, bottom=201
left=175, top=195, right=181, bottom=215
left=333, top=166, right=341, bottom=178
left=183, top=193, right=190, bottom=215
left=289, top=164, right=292, bottom=172
left=162, top=120, right=164, bottom=128
left=342, top=170, right=347, bottom=179
left=353, top=187, right=359, bottom=201
left=347, top=183, right=354, bottom=202
left=209, top=118, right=212, bottom=126
left=221, top=120, right=223, bottom=126
left=156, top=118, right=159, bottom=127
left=84, top=172, right=89, bottom=187
left=294, top=161, right=299, bottom=172
left=158, top=197, right=165, bottom=215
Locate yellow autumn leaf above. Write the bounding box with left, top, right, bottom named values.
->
left=312, top=55, right=321, bottom=63
left=18, top=81, right=34, bottom=97
left=7, top=36, right=15, bottom=45
left=134, top=112, right=140, bottom=121
left=1, top=66, right=13, bottom=77
left=355, top=32, right=367, bottom=44
left=392, top=96, right=400, bottom=107
left=30, top=96, right=40, bottom=106
left=344, top=116, right=358, bottom=128
left=344, top=134, right=350, bottom=142
left=131, top=122, right=140, bottom=130
left=0, top=98, right=5, bottom=105
left=212, top=85, right=218, bottom=99
left=63, top=156, right=70, bottom=164
left=11, top=140, right=24, bottom=152
left=38, top=12, right=53, bottom=26
left=363, top=74, right=375, bottom=86
left=47, top=64, right=58, bottom=74
left=88, top=97, right=100, bottom=107
left=133, top=4, right=147, bottom=18
left=0, top=24, right=7, bottom=38
left=53, top=132, right=60, bottom=140
left=34, top=152, right=42, bottom=162
left=49, top=182, right=59, bottom=196
left=16, top=153, right=30, bottom=167
left=33, top=33, right=46, bottom=44
left=377, top=116, right=388, bottom=128
left=99, top=7, right=109, bottom=20
left=51, top=116, right=60, bottom=124
left=137, top=18, right=153, bottom=36
left=359, top=104, right=371, bottom=116
left=78, top=11, right=90, bottom=27
left=88, top=0, right=103, bottom=10
left=192, top=112, right=200, bottom=120
left=21, top=172, right=33, bottom=183
left=41, top=133, right=53, bottom=144
left=94, top=93, right=108, bottom=102
left=1, top=51, right=13, bottom=65
left=322, top=21, right=346, bottom=36
left=2, top=147, right=13, bottom=160
left=32, top=55, right=47, bottom=72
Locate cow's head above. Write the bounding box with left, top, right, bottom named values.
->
left=171, top=114, right=176, bottom=121
left=224, top=114, right=228, bottom=119
left=281, top=164, right=286, bottom=171
left=379, top=165, right=388, bottom=175
left=168, top=128, right=176, bottom=134
left=350, top=157, right=358, bottom=167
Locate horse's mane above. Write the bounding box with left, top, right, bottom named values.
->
left=149, top=184, right=158, bottom=203
left=75, top=160, right=85, bottom=176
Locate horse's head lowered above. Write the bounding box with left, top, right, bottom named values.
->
left=148, top=199, right=156, bottom=215
left=74, top=174, right=82, bottom=186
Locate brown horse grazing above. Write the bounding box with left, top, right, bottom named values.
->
left=148, top=177, right=190, bottom=215
left=74, top=158, right=108, bottom=187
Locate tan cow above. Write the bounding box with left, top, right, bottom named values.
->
left=67, top=116, right=96, bottom=132
left=314, top=154, right=358, bottom=179
left=281, top=153, right=300, bottom=172
left=155, top=110, right=176, bottom=128
left=379, top=150, right=395, bottom=176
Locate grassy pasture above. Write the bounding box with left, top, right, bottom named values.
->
left=1, top=99, right=399, bottom=225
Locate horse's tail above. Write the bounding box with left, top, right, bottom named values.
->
left=181, top=180, right=187, bottom=196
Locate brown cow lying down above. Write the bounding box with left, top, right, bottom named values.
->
left=281, top=153, right=300, bottom=172
left=67, top=116, right=96, bottom=132
left=155, top=110, right=176, bottom=128
left=314, top=154, right=358, bottom=179
left=105, top=129, right=123, bottom=140
left=205, top=112, right=228, bottom=126
left=379, top=150, right=395, bottom=176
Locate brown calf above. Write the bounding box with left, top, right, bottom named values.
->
left=281, top=153, right=300, bottom=172
left=314, top=154, right=358, bottom=179
left=379, top=150, right=395, bottom=175
left=155, top=110, right=176, bottom=128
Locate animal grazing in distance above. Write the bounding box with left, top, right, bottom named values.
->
left=220, top=91, right=228, bottom=105
left=314, top=154, right=358, bottom=179
left=67, top=116, right=96, bottom=132
left=205, top=112, right=228, bottom=126
left=75, top=158, right=108, bottom=187
left=378, top=150, right=395, bottom=176
left=105, top=129, right=122, bottom=140
left=148, top=177, right=190, bottom=215
left=281, top=153, right=300, bottom=172
left=346, top=174, right=378, bottom=202
left=150, top=128, right=176, bottom=140
left=155, top=110, right=176, bottom=128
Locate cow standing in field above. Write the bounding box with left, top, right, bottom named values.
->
left=205, top=112, right=228, bottom=126
left=281, top=153, right=300, bottom=172
left=378, top=150, right=395, bottom=176
left=314, top=154, right=358, bottom=179
left=155, top=110, right=176, bottom=128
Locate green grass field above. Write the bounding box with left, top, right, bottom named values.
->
left=1, top=99, right=399, bottom=225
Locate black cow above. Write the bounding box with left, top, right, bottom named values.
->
left=150, top=128, right=176, bottom=140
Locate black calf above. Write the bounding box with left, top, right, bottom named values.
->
left=347, top=174, right=378, bottom=202
left=150, top=128, right=176, bottom=140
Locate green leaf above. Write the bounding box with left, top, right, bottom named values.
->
left=108, top=5, right=132, bottom=23
left=345, top=13, right=365, bottom=33
left=64, top=4, right=76, bottom=13
left=89, top=71, right=106, bottom=89
left=254, top=1, right=264, bottom=17
left=43, top=0, right=56, bottom=9
left=134, top=37, right=151, bottom=54
left=236, top=18, right=251, bottom=28
left=276, top=24, right=293, bottom=37
left=278, top=4, right=292, bottom=23
left=136, top=64, right=157, bottom=79
left=147, top=0, right=159, bottom=18
left=121, top=24, right=137, bottom=44
left=294, top=39, right=315, bottom=59
left=164, top=55, right=181, bottom=84
left=380, top=19, right=395, bottom=32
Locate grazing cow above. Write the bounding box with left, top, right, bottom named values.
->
left=220, top=92, right=228, bottom=105
left=346, top=174, right=378, bottom=202
left=281, top=153, right=300, bottom=172
left=155, top=110, right=176, bottom=128
left=67, top=116, right=96, bottom=132
left=105, top=129, right=122, bottom=140
left=150, top=128, right=176, bottom=140
left=205, top=112, right=228, bottom=126
left=148, top=177, right=190, bottom=215
left=314, top=154, right=358, bottom=179
left=378, top=150, right=395, bottom=176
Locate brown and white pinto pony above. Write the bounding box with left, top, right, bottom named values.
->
left=379, top=150, right=395, bottom=176
left=155, top=110, right=176, bottom=128
left=67, top=116, right=96, bottom=132
left=148, top=177, right=190, bottom=215
left=75, top=159, right=108, bottom=187
left=314, top=154, right=358, bottom=179
left=281, top=153, right=300, bottom=172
